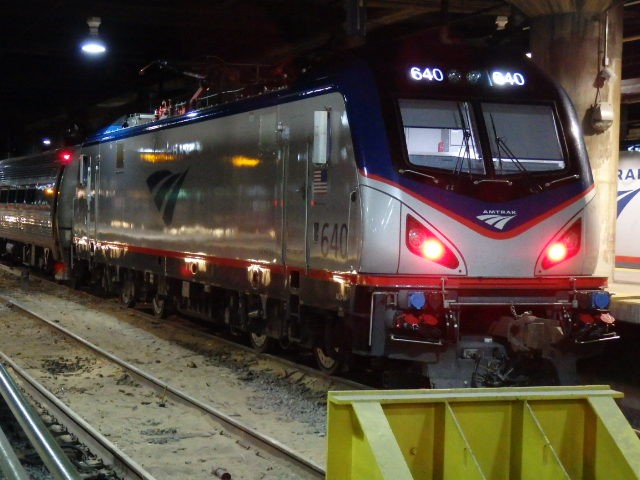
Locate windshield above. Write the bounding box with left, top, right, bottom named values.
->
left=399, top=99, right=565, bottom=178
left=483, top=103, right=565, bottom=174
left=399, top=99, right=485, bottom=175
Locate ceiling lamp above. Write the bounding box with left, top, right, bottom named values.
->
left=81, top=17, right=106, bottom=55
left=495, top=15, right=508, bottom=31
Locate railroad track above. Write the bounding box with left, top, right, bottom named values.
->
left=0, top=352, right=154, bottom=479
left=0, top=264, right=374, bottom=478
left=0, top=290, right=328, bottom=479
left=3, top=262, right=370, bottom=391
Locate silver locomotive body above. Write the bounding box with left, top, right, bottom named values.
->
left=70, top=91, right=360, bottom=309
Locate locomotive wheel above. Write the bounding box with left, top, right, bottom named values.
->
left=152, top=295, right=170, bottom=319
left=313, top=345, right=342, bottom=375
left=120, top=277, right=136, bottom=308
left=249, top=332, right=274, bottom=353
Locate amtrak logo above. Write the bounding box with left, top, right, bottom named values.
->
left=146, top=169, right=189, bottom=226
left=476, top=210, right=517, bottom=230
left=617, top=188, right=640, bottom=218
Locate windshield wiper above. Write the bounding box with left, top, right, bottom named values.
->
left=544, top=174, right=579, bottom=188
left=473, top=178, right=513, bottom=186
left=453, top=130, right=473, bottom=176
left=453, top=103, right=474, bottom=178
left=489, top=114, right=543, bottom=191
left=489, top=113, right=528, bottom=174
left=399, top=169, right=439, bottom=184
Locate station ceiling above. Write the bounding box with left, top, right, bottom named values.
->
left=1, top=1, right=640, bottom=154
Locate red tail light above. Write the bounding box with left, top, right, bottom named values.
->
left=406, top=215, right=459, bottom=269
left=541, top=219, right=581, bottom=269
left=59, top=151, right=73, bottom=164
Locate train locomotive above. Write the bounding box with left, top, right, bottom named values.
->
left=0, top=34, right=618, bottom=387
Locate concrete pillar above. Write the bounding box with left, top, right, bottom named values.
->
left=509, top=2, right=622, bottom=279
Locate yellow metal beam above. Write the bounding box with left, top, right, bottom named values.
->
left=326, top=386, right=640, bottom=480
left=587, top=396, right=640, bottom=478
left=352, top=401, right=414, bottom=479
left=441, top=403, right=486, bottom=479
left=520, top=402, right=571, bottom=479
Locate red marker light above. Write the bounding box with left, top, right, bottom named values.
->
left=406, top=215, right=459, bottom=269
left=59, top=151, right=72, bottom=164
left=541, top=219, right=582, bottom=269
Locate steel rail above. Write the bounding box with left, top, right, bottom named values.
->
left=0, top=422, right=29, bottom=480
left=0, top=362, right=81, bottom=480
left=1, top=294, right=326, bottom=479
left=0, top=352, right=154, bottom=480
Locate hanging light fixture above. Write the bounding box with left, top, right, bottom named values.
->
left=81, top=17, right=106, bottom=55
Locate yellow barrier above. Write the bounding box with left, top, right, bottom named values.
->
left=326, top=386, right=640, bottom=479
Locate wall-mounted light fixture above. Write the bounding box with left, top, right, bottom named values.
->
left=590, top=11, right=615, bottom=133
left=80, top=17, right=106, bottom=55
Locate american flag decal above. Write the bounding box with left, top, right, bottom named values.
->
left=313, top=168, right=328, bottom=194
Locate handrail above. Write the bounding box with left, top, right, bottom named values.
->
left=0, top=362, right=81, bottom=480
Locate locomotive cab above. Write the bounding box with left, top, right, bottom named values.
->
left=343, top=41, right=617, bottom=387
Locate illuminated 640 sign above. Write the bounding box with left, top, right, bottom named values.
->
left=408, top=66, right=526, bottom=87
left=409, top=66, right=445, bottom=82
left=490, top=71, right=525, bottom=86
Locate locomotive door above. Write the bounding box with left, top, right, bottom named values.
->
left=281, top=114, right=309, bottom=270
left=87, top=155, right=99, bottom=243
left=73, top=152, right=99, bottom=259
